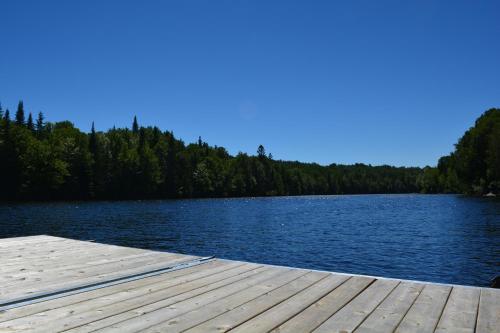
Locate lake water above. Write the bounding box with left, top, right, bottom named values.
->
left=0, top=194, right=498, bottom=287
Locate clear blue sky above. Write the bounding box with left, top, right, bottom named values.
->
left=1, top=0, right=499, bottom=167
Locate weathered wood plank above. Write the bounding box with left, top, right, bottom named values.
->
left=0, top=250, right=176, bottom=280
left=272, top=276, right=374, bottom=332
left=0, top=254, right=196, bottom=302
left=476, top=288, right=500, bottom=333
left=0, top=240, right=90, bottom=261
left=0, top=246, right=177, bottom=276
left=66, top=266, right=284, bottom=333
left=354, top=282, right=424, bottom=333
left=394, top=284, right=452, bottom=333
left=0, top=263, right=266, bottom=333
left=435, top=286, right=481, bottom=333
left=313, top=278, right=399, bottom=333
left=0, top=260, right=233, bottom=323
left=0, top=237, right=93, bottom=255
left=0, top=240, right=70, bottom=254
left=0, top=236, right=496, bottom=333
left=0, top=235, right=61, bottom=247
left=0, top=239, right=153, bottom=267
left=230, top=273, right=349, bottom=332
left=140, top=269, right=312, bottom=332
left=314, top=280, right=399, bottom=333
left=0, top=252, right=187, bottom=294
left=186, top=271, right=335, bottom=333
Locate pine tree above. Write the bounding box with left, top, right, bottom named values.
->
left=4, top=109, right=10, bottom=122
left=36, top=112, right=45, bottom=133
left=15, top=101, right=25, bottom=125
left=152, top=126, right=160, bottom=145
left=0, top=104, right=4, bottom=137
left=132, top=116, right=139, bottom=134
left=27, top=113, right=34, bottom=131
left=89, top=122, right=97, bottom=155
left=257, top=144, right=266, bottom=158
left=87, top=121, right=100, bottom=199
left=139, top=127, right=146, bottom=151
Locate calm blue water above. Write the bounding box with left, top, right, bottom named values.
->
left=0, top=194, right=498, bottom=287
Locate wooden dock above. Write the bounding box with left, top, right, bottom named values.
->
left=0, top=235, right=498, bottom=332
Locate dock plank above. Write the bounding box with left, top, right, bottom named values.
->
left=0, top=264, right=265, bottom=332
left=312, top=278, right=400, bottom=333
left=354, top=282, right=424, bottom=333
left=0, top=251, right=178, bottom=281
left=230, top=273, right=348, bottom=332
left=0, top=237, right=93, bottom=256
left=0, top=260, right=232, bottom=323
left=73, top=266, right=284, bottom=333
left=186, top=271, right=335, bottom=333
left=271, top=276, right=374, bottom=332
left=0, top=235, right=62, bottom=247
left=435, top=286, right=481, bottom=333
left=140, top=268, right=311, bottom=332
left=0, top=253, right=197, bottom=302
left=0, top=236, right=497, bottom=333
left=476, top=288, right=500, bottom=333
left=394, top=284, right=452, bottom=333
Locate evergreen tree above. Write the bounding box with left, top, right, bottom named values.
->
left=0, top=103, right=3, bottom=119
left=438, top=108, right=500, bottom=194
left=89, top=122, right=97, bottom=154
left=87, top=121, right=99, bottom=198
left=152, top=126, right=161, bottom=145
left=36, top=112, right=45, bottom=133
left=138, top=127, right=146, bottom=151
left=27, top=113, right=34, bottom=131
left=15, top=101, right=25, bottom=125
left=132, top=116, right=139, bottom=134
left=257, top=144, right=266, bottom=158
left=0, top=99, right=495, bottom=201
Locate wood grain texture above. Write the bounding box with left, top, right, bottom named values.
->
left=395, top=284, right=452, bottom=333
left=312, top=279, right=399, bottom=333
left=1, top=236, right=498, bottom=333
left=476, top=288, right=500, bottom=333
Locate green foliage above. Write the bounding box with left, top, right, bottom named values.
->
left=4, top=109, right=10, bottom=122
left=0, top=101, right=497, bottom=200
left=257, top=144, right=266, bottom=158
left=36, top=112, right=45, bottom=136
left=26, top=113, right=34, bottom=131
left=436, top=108, right=500, bottom=194
left=132, top=116, right=139, bottom=134
left=15, top=101, right=25, bottom=126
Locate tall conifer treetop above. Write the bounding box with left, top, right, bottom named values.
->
left=36, top=112, right=44, bottom=132
left=27, top=113, right=34, bottom=131
left=257, top=145, right=266, bottom=158
left=15, top=101, right=25, bottom=125
left=132, top=116, right=139, bottom=134
left=0, top=100, right=497, bottom=200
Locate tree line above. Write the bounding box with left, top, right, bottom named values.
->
left=0, top=101, right=498, bottom=200
left=418, top=108, right=500, bottom=195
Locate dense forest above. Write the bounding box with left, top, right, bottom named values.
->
left=0, top=101, right=498, bottom=200
left=432, top=108, right=500, bottom=195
